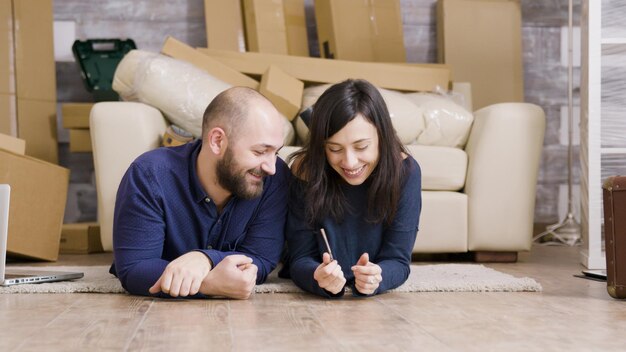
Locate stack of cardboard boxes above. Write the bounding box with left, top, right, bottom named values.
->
left=201, top=0, right=524, bottom=111
left=0, top=0, right=71, bottom=261
left=437, top=0, right=523, bottom=110
left=0, top=0, right=58, bottom=164
left=206, top=0, right=404, bottom=62
left=61, top=103, right=95, bottom=152
left=196, top=0, right=448, bottom=122
left=207, top=0, right=309, bottom=56
left=315, top=0, right=406, bottom=62
left=0, top=1, right=103, bottom=260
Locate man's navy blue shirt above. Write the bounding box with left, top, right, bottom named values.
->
left=110, top=140, right=290, bottom=296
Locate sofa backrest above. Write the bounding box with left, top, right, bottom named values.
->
left=90, top=102, right=168, bottom=251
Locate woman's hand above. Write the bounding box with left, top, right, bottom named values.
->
left=351, top=253, right=382, bottom=295
left=314, top=252, right=346, bottom=294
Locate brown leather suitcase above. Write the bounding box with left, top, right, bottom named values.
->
left=602, top=176, right=626, bottom=299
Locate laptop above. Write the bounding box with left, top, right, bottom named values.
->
left=0, top=184, right=84, bottom=286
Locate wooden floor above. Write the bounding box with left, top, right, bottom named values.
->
left=2, top=245, right=625, bottom=351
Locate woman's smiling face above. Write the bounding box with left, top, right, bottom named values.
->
left=324, top=114, right=380, bottom=186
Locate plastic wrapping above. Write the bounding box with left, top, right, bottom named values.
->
left=113, top=50, right=296, bottom=145
left=404, top=91, right=474, bottom=148
left=113, top=50, right=231, bottom=138
left=601, top=44, right=626, bottom=148
left=602, top=0, right=626, bottom=38
left=295, top=84, right=425, bottom=144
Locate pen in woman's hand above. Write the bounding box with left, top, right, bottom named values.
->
left=320, top=228, right=334, bottom=261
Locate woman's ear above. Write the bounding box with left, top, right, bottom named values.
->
left=206, top=127, right=228, bottom=156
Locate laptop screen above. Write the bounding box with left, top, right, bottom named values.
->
left=0, top=184, right=11, bottom=281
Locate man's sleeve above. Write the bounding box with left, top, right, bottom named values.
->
left=112, top=162, right=171, bottom=296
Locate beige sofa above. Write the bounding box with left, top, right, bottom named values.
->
left=90, top=99, right=545, bottom=261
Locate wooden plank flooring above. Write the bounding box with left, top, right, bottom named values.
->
left=2, top=245, right=626, bottom=351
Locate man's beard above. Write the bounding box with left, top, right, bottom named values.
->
left=216, top=148, right=267, bottom=199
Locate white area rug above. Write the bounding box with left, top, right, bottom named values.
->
left=0, top=264, right=542, bottom=294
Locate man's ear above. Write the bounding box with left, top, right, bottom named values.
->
left=206, top=127, right=228, bottom=156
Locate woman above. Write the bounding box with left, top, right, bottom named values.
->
left=284, top=79, right=422, bottom=297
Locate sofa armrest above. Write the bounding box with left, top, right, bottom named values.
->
left=464, top=103, right=545, bottom=251
left=90, top=102, right=168, bottom=251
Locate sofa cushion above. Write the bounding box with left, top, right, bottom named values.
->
left=405, top=145, right=467, bottom=191
left=414, top=191, right=468, bottom=252
left=279, top=145, right=466, bottom=192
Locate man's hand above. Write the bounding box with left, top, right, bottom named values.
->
left=351, top=253, right=382, bottom=295
left=149, top=251, right=212, bottom=297
left=200, top=255, right=258, bottom=299
left=313, top=252, right=346, bottom=295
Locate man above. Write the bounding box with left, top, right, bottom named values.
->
left=110, top=87, right=289, bottom=299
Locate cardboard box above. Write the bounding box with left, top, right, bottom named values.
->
left=437, top=0, right=523, bottom=110
left=260, top=65, right=303, bottom=121
left=204, top=0, right=246, bottom=52
left=12, top=0, right=56, bottom=102
left=69, top=129, right=92, bottom=152
left=315, top=0, right=406, bottom=62
left=0, top=148, right=69, bottom=261
left=16, top=98, right=58, bottom=163
left=243, top=0, right=289, bottom=54
left=198, top=48, right=451, bottom=92
left=283, top=0, right=309, bottom=56
left=59, top=223, right=103, bottom=254
left=61, top=103, right=94, bottom=129
left=161, top=36, right=259, bottom=89
left=0, top=93, right=17, bottom=136
left=0, top=2, right=16, bottom=136
left=0, top=132, right=25, bottom=155
left=0, top=0, right=15, bottom=95
left=10, top=0, right=58, bottom=163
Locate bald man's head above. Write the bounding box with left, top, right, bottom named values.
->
left=202, top=87, right=274, bottom=142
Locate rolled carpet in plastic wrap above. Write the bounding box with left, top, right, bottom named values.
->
left=112, top=50, right=295, bottom=145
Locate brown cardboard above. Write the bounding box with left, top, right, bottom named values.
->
left=243, top=0, right=289, bottom=54
left=12, top=0, right=56, bottom=102
left=68, top=129, right=92, bottom=153
left=161, top=36, right=259, bottom=89
left=437, top=0, right=524, bottom=110
left=283, top=0, right=309, bottom=56
left=0, top=132, right=25, bottom=155
left=0, top=149, right=69, bottom=261
left=59, top=223, right=103, bottom=254
left=204, top=0, right=246, bottom=52
left=16, top=98, right=58, bottom=163
left=198, top=48, right=450, bottom=92
left=0, top=0, right=14, bottom=95
left=0, top=2, right=16, bottom=137
left=61, top=103, right=94, bottom=129
left=260, top=65, right=303, bottom=121
left=0, top=93, right=17, bottom=136
left=315, top=0, right=406, bottom=62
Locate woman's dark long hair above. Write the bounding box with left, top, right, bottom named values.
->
left=290, top=79, right=407, bottom=226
